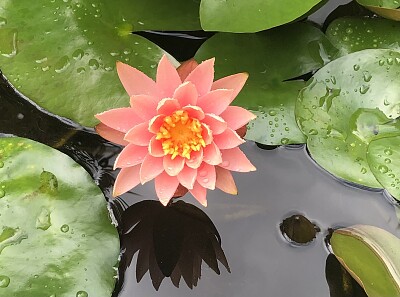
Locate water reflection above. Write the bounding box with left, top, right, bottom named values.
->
left=113, top=199, right=230, bottom=291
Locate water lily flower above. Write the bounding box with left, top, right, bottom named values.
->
left=95, top=55, right=256, bottom=206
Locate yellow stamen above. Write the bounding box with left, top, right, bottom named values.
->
left=156, top=110, right=206, bottom=159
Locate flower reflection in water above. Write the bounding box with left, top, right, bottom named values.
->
left=113, top=199, right=230, bottom=291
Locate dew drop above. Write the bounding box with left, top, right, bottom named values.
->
left=308, top=129, right=318, bottom=135
left=76, top=291, right=88, bottom=297
left=72, top=49, right=84, bottom=60
left=0, top=189, right=5, bottom=198
left=280, top=138, right=289, bottom=145
left=41, top=66, right=50, bottom=72
left=0, top=276, right=10, bottom=288
left=378, top=60, right=385, bottom=66
left=36, top=207, right=52, bottom=230
left=378, top=165, right=389, bottom=174
left=363, top=71, right=372, bottom=82
left=384, top=148, right=393, bottom=155
left=268, top=110, right=276, bottom=116
left=17, top=113, right=24, bottom=119
left=359, top=85, right=369, bottom=94
left=385, top=158, right=391, bottom=164
left=0, top=17, right=6, bottom=27
left=387, top=57, right=394, bottom=65
left=353, top=64, right=360, bottom=71
left=361, top=167, right=367, bottom=174
left=54, top=56, right=70, bottom=73
left=88, top=59, right=99, bottom=70
left=345, top=27, right=353, bottom=34
left=60, top=224, right=70, bottom=233
left=77, top=67, right=86, bottom=74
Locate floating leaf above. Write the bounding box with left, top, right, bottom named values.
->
left=0, top=0, right=187, bottom=127
left=326, top=17, right=400, bottom=57
left=367, top=134, right=400, bottom=200
left=195, top=22, right=337, bottom=145
left=199, top=0, right=323, bottom=33
left=0, top=137, right=119, bottom=297
left=331, top=225, right=400, bottom=297
left=296, top=49, right=400, bottom=187
left=356, top=0, right=400, bottom=21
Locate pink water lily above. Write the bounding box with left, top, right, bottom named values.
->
left=95, top=55, right=256, bottom=206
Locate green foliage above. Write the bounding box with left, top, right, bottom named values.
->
left=0, top=137, right=119, bottom=297
left=332, top=225, right=400, bottom=297
left=196, top=22, right=337, bottom=145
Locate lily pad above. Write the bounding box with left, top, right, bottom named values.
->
left=199, top=0, right=323, bottom=33
left=326, top=17, right=400, bottom=57
left=331, top=225, right=400, bottom=297
left=296, top=49, right=400, bottom=187
left=356, top=0, right=400, bottom=21
left=195, top=22, right=337, bottom=145
left=0, top=0, right=186, bottom=127
left=0, top=137, right=119, bottom=297
left=367, top=134, right=400, bottom=200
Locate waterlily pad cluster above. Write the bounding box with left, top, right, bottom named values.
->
left=0, top=137, right=119, bottom=297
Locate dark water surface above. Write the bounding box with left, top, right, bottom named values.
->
left=1, top=0, right=400, bottom=296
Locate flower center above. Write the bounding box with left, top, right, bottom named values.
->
left=156, top=110, right=206, bottom=159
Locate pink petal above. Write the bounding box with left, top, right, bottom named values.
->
left=220, top=147, right=256, bottom=172
left=189, top=182, right=208, bottom=207
left=213, top=128, right=245, bottom=149
left=186, top=148, right=203, bottom=169
left=124, top=122, right=153, bottom=146
left=220, top=106, right=257, bottom=130
left=173, top=82, right=198, bottom=107
left=140, top=154, right=165, bottom=184
left=196, top=162, right=216, bottom=190
left=184, top=58, right=215, bottom=97
left=215, top=166, right=238, bottom=195
left=113, top=165, right=141, bottom=196
left=130, top=95, right=159, bottom=121
left=177, top=166, right=197, bottom=189
left=201, top=124, right=213, bottom=145
left=177, top=59, right=199, bottom=81
left=182, top=105, right=205, bottom=120
left=114, top=144, right=148, bottom=169
left=149, top=136, right=165, bottom=157
left=157, top=98, right=180, bottom=115
left=163, top=155, right=185, bottom=176
left=202, top=114, right=227, bottom=135
left=117, top=61, right=160, bottom=98
left=95, top=108, right=141, bottom=133
left=197, top=89, right=234, bottom=115
left=156, top=55, right=182, bottom=98
left=148, top=115, right=165, bottom=133
left=95, top=123, right=129, bottom=146
left=155, top=172, right=180, bottom=206
left=203, top=142, right=222, bottom=165
left=212, top=72, right=249, bottom=100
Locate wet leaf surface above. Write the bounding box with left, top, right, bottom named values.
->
left=0, top=0, right=182, bottom=127
left=296, top=49, right=400, bottom=187
left=0, top=137, right=119, bottom=297
left=326, top=17, right=400, bottom=57
left=356, top=0, right=400, bottom=20
left=195, top=22, right=337, bottom=145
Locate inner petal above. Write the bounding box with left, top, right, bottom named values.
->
left=156, top=109, right=206, bottom=160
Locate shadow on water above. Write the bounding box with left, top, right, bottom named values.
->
left=113, top=200, right=229, bottom=292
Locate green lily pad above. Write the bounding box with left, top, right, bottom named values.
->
left=367, top=134, right=400, bottom=200
left=0, top=137, right=119, bottom=297
left=356, top=0, right=400, bottom=21
left=296, top=49, right=400, bottom=188
left=326, top=17, right=400, bottom=57
left=331, top=225, right=400, bottom=297
left=0, top=0, right=188, bottom=127
left=195, top=22, right=337, bottom=145
left=199, top=0, right=323, bottom=33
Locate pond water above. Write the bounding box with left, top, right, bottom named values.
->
left=1, top=0, right=400, bottom=296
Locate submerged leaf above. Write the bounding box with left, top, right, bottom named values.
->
left=331, top=225, right=400, bottom=297
left=0, top=137, right=119, bottom=297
